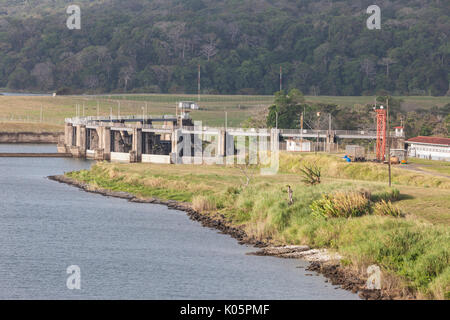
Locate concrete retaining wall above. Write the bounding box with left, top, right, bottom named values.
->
left=0, top=132, right=63, bottom=143
left=142, top=154, right=171, bottom=164
left=111, top=152, right=130, bottom=162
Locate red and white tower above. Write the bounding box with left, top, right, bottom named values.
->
left=375, top=106, right=387, bottom=162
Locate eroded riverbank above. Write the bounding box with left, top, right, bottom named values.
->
left=49, top=174, right=398, bottom=300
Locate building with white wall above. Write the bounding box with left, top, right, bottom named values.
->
left=406, top=136, right=450, bottom=161
left=179, top=101, right=199, bottom=110
left=286, top=138, right=311, bottom=152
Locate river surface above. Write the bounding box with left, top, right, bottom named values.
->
left=0, top=144, right=358, bottom=299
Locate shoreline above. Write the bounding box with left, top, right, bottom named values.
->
left=48, top=174, right=401, bottom=300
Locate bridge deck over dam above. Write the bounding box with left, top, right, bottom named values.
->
left=59, top=115, right=405, bottom=164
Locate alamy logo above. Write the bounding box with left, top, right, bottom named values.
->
left=66, top=265, right=81, bottom=290
left=66, top=5, right=81, bottom=30
left=366, top=5, right=381, bottom=30
left=366, top=265, right=381, bottom=290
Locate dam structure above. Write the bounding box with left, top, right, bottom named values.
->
left=59, top=111, right=405, bottom=164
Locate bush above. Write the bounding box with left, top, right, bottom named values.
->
left=192, top=195, right=216, bottom=212
left=310, top=192, right=370, bottom=219
left=374, top=200, right=404, bottom=217
left=372, top=187, right=400, bottom=202
left=299, top=164, right=321, bottom=185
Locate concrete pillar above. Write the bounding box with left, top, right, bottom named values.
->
left=217, top=130, right=226, bottom=157
left=94, top=126, right=111, bottom=160
left=326, top=131, right=336, bottom=153
left=131, top=128, right=142, bottom=163
left=64, top=123, right=73, bottom=146
left=103, top=127, right=111, bottom=160
left=75, top=125, right=86, bottom=158
left=171, top=129, right=182, bottom=164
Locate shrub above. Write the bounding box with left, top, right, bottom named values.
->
left=372, top=187, right=400, bottom=202
left=226, top=186, right=241, bottom=195
left=374, top=200, right=404, bottom=217
left=299, top=164, right=321, bottom=185
left=192, top=195, right=216, bottom=212
left=310, top=192, right=370, bottom=219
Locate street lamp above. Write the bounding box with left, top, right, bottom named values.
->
left=316, top=112, right=321, bottom=154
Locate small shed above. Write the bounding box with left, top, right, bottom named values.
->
left=179, top=101, right=199, bottom=110
left=286, top=138, right=311, bottom=152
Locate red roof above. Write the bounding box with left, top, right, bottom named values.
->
left=407, top=136, right=450, bottom=146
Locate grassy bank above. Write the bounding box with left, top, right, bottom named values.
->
left=280, top=153, right=450, bottom=189
left=65, top=153, right=449, bottom=299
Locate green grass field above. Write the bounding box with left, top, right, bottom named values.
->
left=406, top=158, right=450, bottom=176
left=0, top=94, right=448, bottom=132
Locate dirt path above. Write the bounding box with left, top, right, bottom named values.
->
left=398, top=163, right=450, bottom=179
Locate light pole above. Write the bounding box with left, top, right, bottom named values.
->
left=387, top=98, right=392, bottom=187
left=225, top=111, right=228, bottom=130
left=316, top=112, right=321, bottom=154
left=276, top=112, right=278, bottom=129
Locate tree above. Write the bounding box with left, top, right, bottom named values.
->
left=8, top=67, right=31, bottom=89
left=118, top=65, right=135, bottom=91
left=31, top=62, right=54, bottom=90
left=266, top=89, right=306, bottom=128
left=201, top=35, right=218, bottom=61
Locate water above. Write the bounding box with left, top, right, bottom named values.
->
left=0, top=144, right=358, bottom=299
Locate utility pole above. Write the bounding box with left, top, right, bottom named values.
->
left=118, top=101, right=121, bottom=119
left=276, top=112, right=278, bottom=129
left=328, top=113, right=332, bottom=153
left=328, top=113, right=331, bottom=132
left=145, top=102, right=148, bottom=123
left=387, top=98, right=392, bottom=187
left=225, top=111, right=228, bottom=130
left=198, top=64, right=201, bottom=102
left=316, top=112, right=320, bottom=154
left=300, top=112, right=304, bottom=152
left=279, top=66, right=282, bottom=92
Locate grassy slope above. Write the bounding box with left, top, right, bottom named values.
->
left=66, top=153, right=450, bottom=299
left=406, top=158, right=450, bottom=176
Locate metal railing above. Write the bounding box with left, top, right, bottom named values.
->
left=65, top=116, right=406, bottom=138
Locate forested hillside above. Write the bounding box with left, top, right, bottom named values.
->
left=0, top=0, right=448, bottom=95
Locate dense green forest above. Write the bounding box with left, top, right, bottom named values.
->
left=0, top=0, right=448, bottom=95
